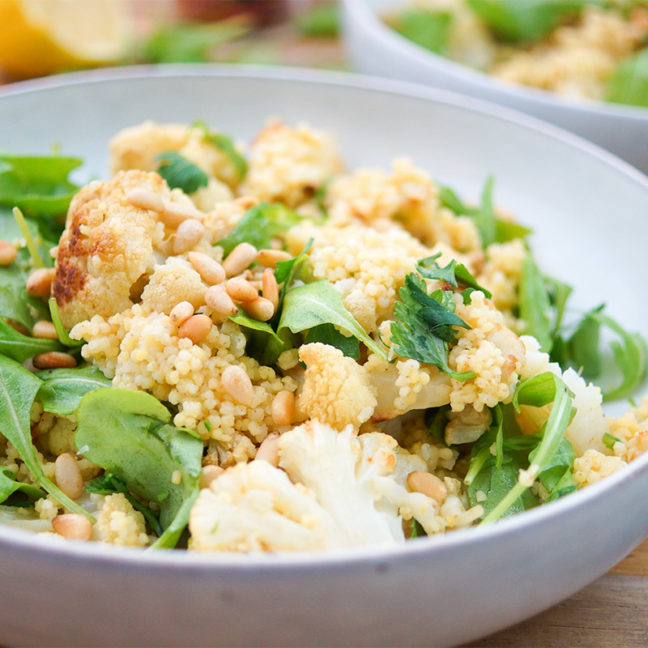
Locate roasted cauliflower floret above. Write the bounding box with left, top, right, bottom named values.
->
left=52, top=170, right=193, bottom=328
left=95, top=493, right=150, bottom=547
left=240, top=121, right=343, bottom=207
left=297, top=343, right=377, bottom=429
left=140, top=257, right=207, bottom=314
left=189, top=460, right=343, bottom=552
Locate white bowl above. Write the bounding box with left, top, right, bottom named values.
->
left=1, top=66, right=647, bottom=647
left=342, top=0, right=648, bottom=173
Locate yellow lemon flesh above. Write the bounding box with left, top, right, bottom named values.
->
left=0, top=0, right=132, bottom=79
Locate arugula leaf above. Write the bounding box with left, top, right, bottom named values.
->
left=13, top=207, right=45, bottom=268
left=48, top=297, right=82, bottom=347
left=392, top=8, right=453, bottom=54
left=606, top=47, right=648, bottom=108
left=0, top=355, right=91, bottom=519
left=0, top=467, right=45, bottom=507
left=279, top=280, right=387, bottom=360
left=230, top=308, right=293, bottom=366
left=409, top=518, right=427, bottom=538
left=0, top=154, right=82, bottom=217
left=519, top=253, right=553, bottom=352
left=0, top=257, right=43, bottom=328
left=37, top=366, right=111, bottom=416
left=467, top=0, right=604, bottom=43
left=0, top=318, right=61, bottom=362
left=296, top=2, right=340, bottom=37
left=217, top=202, right=302, bottom=257
left=391, top=272, right=474, bottom=380
left=193, top=121, right=247, bottom=180
left=155, top=151, right=209, bottom=194
left=305, top=323, right=360, bottom=358
left=603, top=432, right=622, bottom=450
left=533, top=437, right=577, bottom=501
left=425, top=406, right=450, bottom=445
left=75, top=388, right=203, bottom=548
left=565, top=304, right=605, bottom=379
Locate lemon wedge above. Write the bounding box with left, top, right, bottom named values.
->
left=0, top=0, right=133, bottom=79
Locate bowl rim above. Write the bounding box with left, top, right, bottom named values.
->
left=343, top=0, right=648, bottom=121
left=0, top=63, right=647, bottom=571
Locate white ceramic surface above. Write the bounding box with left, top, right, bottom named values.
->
left=0, top=66, right=647, bottom=647
left=343, top=0, right=648, bottom=173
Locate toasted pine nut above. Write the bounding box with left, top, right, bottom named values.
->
left=172, top=218, right=205, bottom=254
left=256, top=434, right=280, bottom=467
left=271, top=391, right=295, bottom=427
left=169, top=301, right=194, bottom=326
left=55, top=453, right=84, bottom=500
left=32, top=321, right=58, bottom=340
left=256, top=249, right=291, bottom=268
left=26, top=268, right=55, bottom=298
left=406, top=471, right=448, bottom=503
left=178, top=314, right=212, bottom=344
left=221, top=365, right=254, bottom=406
left=225, top=277, right=258, bottom=303
left=0, top=239, right=17, bottom=266
left=188, top=251, right=225, bottom=285
left=241, top=297, right=274, bottom=322
left=205, top=286, right=237, bottom=318
left=261, top=268, right=279, bottom=310
left=33, top=352, right=77, bottom=369
left=52, top=514, right=93, bottom=541
left=125, top=188, right=164, bottom=212
left=200, top=465, right=224, bottom=490
left=223, top=242, right=257, bottom=277
left=49, top=246, right=59, bottom=259
left=159, top=200, right=204, bottom=228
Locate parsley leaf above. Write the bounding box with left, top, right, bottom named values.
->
left=155, top=151, right=209, bottom=194
left=192, top=121, right=247, bottom=180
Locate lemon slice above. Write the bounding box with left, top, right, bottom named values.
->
left=0, top=0, right=133, bottom=79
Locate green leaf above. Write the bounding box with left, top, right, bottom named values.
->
left=409, top=518, right=427, bottom=538
left=425, top=406, right=450, bottom=445
left=418, top=254, right=492, bottom=297
left=606, top=47, right=648, bottom=108
left=296, top=2, right=340, bottom=37
left=603, top=432, right=621, bottom=450
left=0, top=355, right=91, bottom=519
left=0, top=318, right=61, bottom=362
left=566, top=304, right=605, bottom=379
left=495, top=219, right=533, bottom=243
left=193, top=121, right=247, bottom=180
left=467, top=0, right=604, bottom=43
left=473, top=175, right=497, bottom=248
left=217, top=202, right=303, bottom=257
left=155, top=151, right=209, bottom=194
left=392, top=8, right=453, bottom=54
left=305, top=323, right=360, bottom=358
left=0, top=256, right=43, bottom=329
left=37, top=366, right=112, bottom=416
left=48, top=297, right=83, bottom=347
left=0, top=467, right=45, bottom=506
left=519, top=253, right=553, bottom=352
left=0, top=154, right=82, bottom=216
left=279, top=280, right=387, bottom=360
left=75, top=388, right=203, bottom=548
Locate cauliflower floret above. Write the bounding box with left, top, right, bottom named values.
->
left=95, top=493, right=150, bottom=547
left=140, top=257, right=207, bottom=314
left=189, top=460, right=344, bottom=552
left=297, top=343, right=377, bottom=429
left=52, top=170, right=195, bottom=328
left=573, top=449, right=628, bottom=488
left=240, top=121, right=343, bottom=207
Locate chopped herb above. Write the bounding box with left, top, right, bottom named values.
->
left=155, top=151, right=209, bottom=194
left=193, top=121, right=247, bottom=180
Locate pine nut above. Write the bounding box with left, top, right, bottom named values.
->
left=49, top=246, right=59, bottom=259
left=178, top=314, right=212, bottom=345
left=188, top=251, right=225, bottom=285
left=169, top=301, right=194, bottom=326
left=256, top=249, right=291, bottom=268
left=271, top=391, right=295, bottom=426
left=256, top=434, right=279, bottom=467
left=32, top=321, right=58, bottom=340
left=222, top=365, right=255, bottom=406
left=159, top=200, right=204, bottom=229
left=55, top=453, right=84, bottom=500
left=262, top=268, right=279, bottom=310
left=241, top=297, right=274, bottom=322
left=199, top=465, right=224, bottom=490
left=125, top=188, right=164, bottom=212
left=0, top=239, right=17, bottom=266
left=406, top=471, right=448, bottom=503
left=225, top=277, right=258, bottom=303
left=205, top=286, right=237, bottom=317
left=222, top=243, right=257, bottom=277
left=172, top=218, right=205, bottom=254
left=52, top=514, right=92, bottom=541
left=26, top=268, right=55, bottom=297
left=33, top=352, right=77, bottom=369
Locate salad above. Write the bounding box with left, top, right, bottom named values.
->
left=0, top=119, right=645, bottom=552
left=386, top=0, right=648, bottom=107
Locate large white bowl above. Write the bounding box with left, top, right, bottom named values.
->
left=1, top=66, right=647, bottom=647
left=343, top=0, right=648, bottom=173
